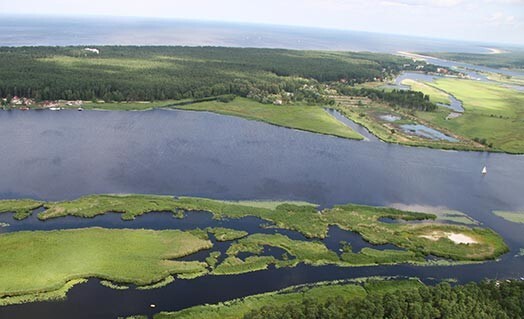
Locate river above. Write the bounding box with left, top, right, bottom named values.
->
left=0, top=109, right=523, bottom=318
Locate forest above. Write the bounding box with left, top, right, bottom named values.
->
left=0, top=46, right=429, bottom=107
left=243, top=280, right=524, bottom=319
left=335, top=85, right=437, bottom=111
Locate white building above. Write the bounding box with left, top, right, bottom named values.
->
left=84, top=48, right=100, bottom=54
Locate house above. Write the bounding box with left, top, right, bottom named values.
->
left=11, top=96, right=21, bottom=105
left=66, top=100, right=83, bottom=106
left=22, top=98, right=34, bottom=105
left=42, top=101, right=60, bottom=109
left=84, top=48, right=100, bottom=54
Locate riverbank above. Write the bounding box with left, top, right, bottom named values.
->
left=148, top=278, right=524, bottom=319
left=5, top=89, right=524, bottom=153
left=332, top=96, right=486, bottom=152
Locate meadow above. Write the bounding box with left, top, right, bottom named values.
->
left=0, top=228, right=211, bottom=305
left=416, top=78, right=524, bottom=153
left=176, top=97, right=363, bottom=139
left=400, top=79, right=451, bottom=105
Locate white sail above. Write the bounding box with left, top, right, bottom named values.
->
left=482, top=166, right=487, bottom=175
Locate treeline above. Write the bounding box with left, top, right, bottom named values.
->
left=336, top=86, right=437, bottom=111
left=244, top=280, right=524, bottom=319
left=422, top=51, right=524, bottom=70
left=0, top=46, right=409, bottom=103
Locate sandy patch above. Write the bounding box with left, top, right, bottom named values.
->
left=419, top=232, right=477, bottom=244
left=486, top=47, right=508, bottom=54
left=447, top=233, right=477, bottom=244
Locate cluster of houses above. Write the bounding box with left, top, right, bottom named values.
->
left=2, top=96, right=84, bottom=111
left=5, top=96, right=34, bottom=106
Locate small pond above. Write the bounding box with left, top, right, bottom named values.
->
left=400, top=124, right=458, bottom=142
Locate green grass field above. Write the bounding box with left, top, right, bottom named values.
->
left=417, top=78, right=524, bottom=153
left=176, top=97, right=363, bottom=139
left=401, top=79, right=451, bottom=105
left=76, top=100, right=180, bottom=111
left=493, top=211, right=524, bottom=224
left=0, top=228, right=211, bottom=304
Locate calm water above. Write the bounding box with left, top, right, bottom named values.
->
left=400, top=124, right=458, bottom=142
left=0, top=15, right=499, bottom=53
left=0, top=109, right=523, bottom=318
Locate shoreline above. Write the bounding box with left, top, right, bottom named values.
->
left=3, top=103, right=522, bottom=155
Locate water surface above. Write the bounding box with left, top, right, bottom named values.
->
left=0, top=109, right=523, bottom=318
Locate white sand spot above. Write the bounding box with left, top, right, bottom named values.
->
left=447, top=233, right=477, bottom=244
left=419, top=232, right=477, bottom=244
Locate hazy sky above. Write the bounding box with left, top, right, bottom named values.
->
left=2, top=0, right=523, bottom=45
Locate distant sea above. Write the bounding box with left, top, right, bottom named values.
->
left=0, top=15, right=506, bottom=53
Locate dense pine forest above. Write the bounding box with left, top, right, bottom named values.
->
left=244, top=280, right=524, bottom=319
left=0, top=46, right=430, bottom=106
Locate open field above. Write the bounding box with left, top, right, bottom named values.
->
left=493, top=211, right=524, bottom=224
left=485, top=73, right=524, bottom=86
left=75, top=100, right=180, bottom=111
left=401, top=79, right=451, bottom=105
left=0, top=228, right=211, bottom=305
left=416, top=78, right=524, bottom=153
left=176, top=97, right=363, bottom=139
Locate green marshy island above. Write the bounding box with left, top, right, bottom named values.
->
left=0, top=194, right=509, bottom=306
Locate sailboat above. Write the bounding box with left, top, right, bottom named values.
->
left=482, top=166, right=487, bottom=175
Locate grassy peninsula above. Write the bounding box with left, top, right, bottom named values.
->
left=175, top=97, right=363, bottom=139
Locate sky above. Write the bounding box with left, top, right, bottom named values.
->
left=1, top=0, right=523, bottom=45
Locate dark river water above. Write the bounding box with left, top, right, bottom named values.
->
left=0, top=109, right=523, bottom=318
